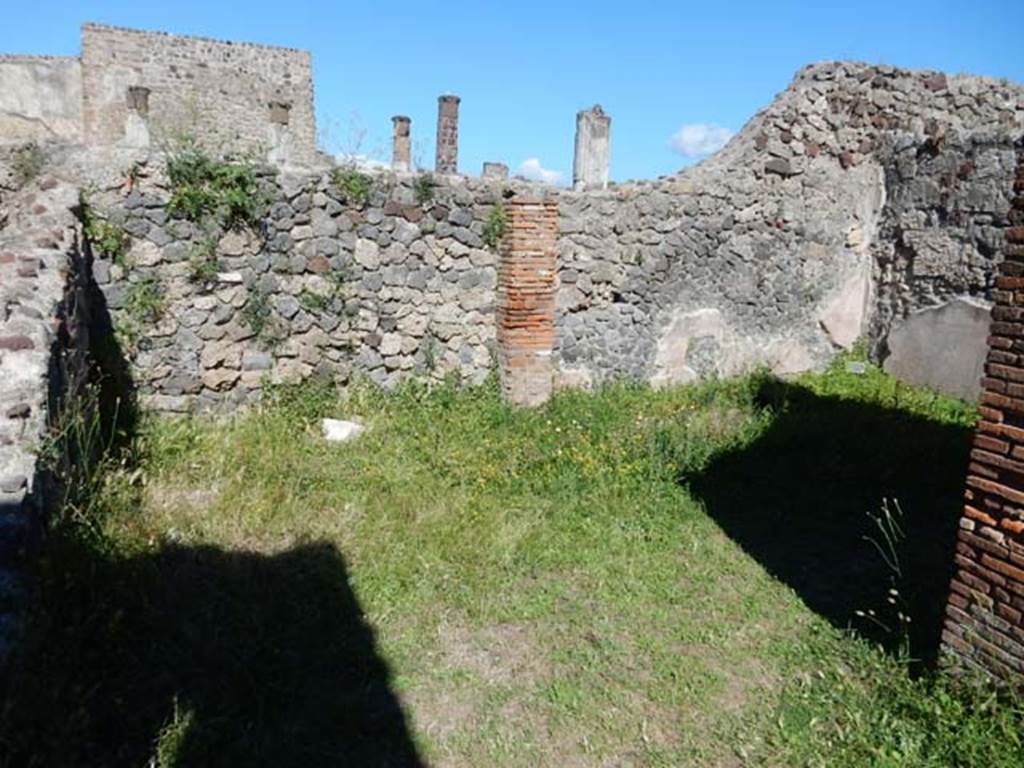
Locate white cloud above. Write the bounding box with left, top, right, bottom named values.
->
left=335, top=153, right=389, bottom=171
left=668, top=123, right=734, bottom=158
left=516, top=157, right=564, bottom=185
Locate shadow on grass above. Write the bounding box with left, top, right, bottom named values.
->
left=0, top=537, right=423, bottom=768
left=686, top=377, right=973, bottom=669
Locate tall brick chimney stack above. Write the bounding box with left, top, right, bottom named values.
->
left=391, top=115, right=411, bottom=172
left=435, top=94, right=460, bottom=175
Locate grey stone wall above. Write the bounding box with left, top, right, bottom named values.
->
left=872, top=135, right=1019, bottom=396
left=80, top=23, right=315, bottom=164
left=91, top=169, right=513, bottom=412
left=0, top=177, right=91, bottom=654
left=555, top=62, right=1023, bottom=393
left=0, top=56, right=82, bottom=144
left=80, top=61, right=1023, bottom=412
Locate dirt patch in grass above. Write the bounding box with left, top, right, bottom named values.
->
left=438, top=621, right=550, bottom=685
left=407, top=686, right=480, bottom=744
left=404, top=620, right=554, bottom=764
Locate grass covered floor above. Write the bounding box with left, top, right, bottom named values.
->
left=2, top=358, right=1023, bottom=766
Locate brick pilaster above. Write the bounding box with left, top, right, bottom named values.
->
left=497, top=198, right=558, bottom=406
left=942, top=139, right=1024, bottom=682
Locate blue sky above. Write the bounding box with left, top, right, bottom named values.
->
left=3, top=1, right=1022, bottom=182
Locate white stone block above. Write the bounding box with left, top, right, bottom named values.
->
left=321, top=418, right=365, bottom=443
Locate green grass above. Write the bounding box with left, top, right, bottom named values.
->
left=1, top=356, right=1022, bottom=766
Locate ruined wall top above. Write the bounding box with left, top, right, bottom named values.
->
left=0, top=23, right=316, bottom=164
left=79, top=23, right=316, bottom=164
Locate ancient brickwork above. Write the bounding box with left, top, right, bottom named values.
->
left=391, top=116, right=411, bottom=172
left=79, top=23, right=315, bottom=163
left=497, top=199, right=558, bottom=405
left=435, top=95, right=460, bottom=175
left=0, top=177, right=92, bottom=655
left=941, top=144, right=1024, bottom=681
left=80, top=59, right=1022, bottom=412
left=871, top=135, right=1020, bottom=398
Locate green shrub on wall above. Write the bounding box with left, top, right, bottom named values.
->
left=329, top=167, right=373, bottom=207
left=117, top=278, right=166, bottom=354
left=187, top=236, right=220, bottom=289
left=482, top=203, right=506, bottom=249
left=12, top=142, right=46, bottom=187
left=165, top=136, right=268, bottom=229
left=81, top=197, right=130, bottom=265
left=413, top=173, right=435, bottom=205
left=241, top=288, right=286, bottom=350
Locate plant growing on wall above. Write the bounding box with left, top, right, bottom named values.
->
left=241, top=287, right=285, bottom=350
left=482, top=203, right=506, bottom=249
left=165, top=135, right=269, bottom=229
left=117, top=277, right=166, bottom=353
left=299, top=265, right=355, bottom=316
left=124, top=278, right=165, bottom=324
left=81, top=197, right=131, bottom=266
left=421, top=333, right=440, bottom=374
left=330, top=167, right=373, bottom=207
left=187, top=236, right=220, bottom=289
left=414, top=173, right=435, bottom=205
left=12, top=142, right=46, bottom=187
left=298, top=290, right=331, bottom=313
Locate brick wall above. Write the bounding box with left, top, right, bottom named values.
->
left=79, top=23, right=315, bottom=163
left=497, top=198, right=558, bottom=406
left=942, top=140, right=1024, bottom=682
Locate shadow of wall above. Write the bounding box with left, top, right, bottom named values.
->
left=686, top=378, right=974, bottom=669
left=0, top=539, right=423, bottom=768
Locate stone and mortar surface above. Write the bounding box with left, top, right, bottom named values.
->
left=1, top=23, right=315, bottom=165
left=0, top=175, right=90, bottom=654
left=88, top=166, right=513, bottom=413
left=556, top=63, right=1022, bottom=394
left=0, top=55, right=82, bottom=144
left=2, top=23, right=1022, bottom=407
left=39, top=60, right=1016, bottom=412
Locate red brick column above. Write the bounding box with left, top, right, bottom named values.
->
left=434, top=94, right=460, bottom=175
left=942, top=142, right=1024, bottom=681
left=497, top=198, right=558, bottom=406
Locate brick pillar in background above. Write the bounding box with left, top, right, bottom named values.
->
left=497, top=198, right=559, bottom=406
left=435, top=94, right=460, bottom=175
left=942, top=140, right=1024, bottom=682
left=391, top=115, right=411, bottom=172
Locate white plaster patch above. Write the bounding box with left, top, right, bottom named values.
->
left=650, top=308, right=727, bottom=388
left=818, top=261, right=871, bottom=349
